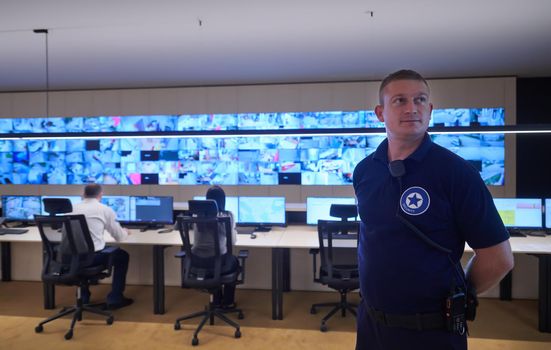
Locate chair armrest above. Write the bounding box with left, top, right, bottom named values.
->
left=174, top=251, right=186, bottom=259
left=238, top=250, right=249, bottom=259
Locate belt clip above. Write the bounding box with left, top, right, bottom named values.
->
left=415, top=313, right=422, bottom=331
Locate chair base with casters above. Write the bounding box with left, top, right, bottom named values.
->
left=310, top=289, right=357, bottom=332
left=34, top=282, right=114, bottom=340
left=174, top=291, right=243, bottom=346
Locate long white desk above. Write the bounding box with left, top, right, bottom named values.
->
left=2, top=226, right=551, bottom=332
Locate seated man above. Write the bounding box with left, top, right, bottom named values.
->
left=71, top=183, right=133, bottom=310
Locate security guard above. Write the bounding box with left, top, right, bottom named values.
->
left=353, top=70, right=514, bottom=349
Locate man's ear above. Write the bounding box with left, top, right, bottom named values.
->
left=375, top=105, right=384, bottom=122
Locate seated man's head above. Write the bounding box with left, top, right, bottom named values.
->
left=84, top=183, right=103, bottom=199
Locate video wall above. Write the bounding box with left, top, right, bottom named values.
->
left=0, top=108, right=505, bottom=186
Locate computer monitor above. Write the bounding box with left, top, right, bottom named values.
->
left=545, top=199, right=551, bottom=229
left=40, top=195, right=82, bottom=215
left=128, top=196, right=174, bottom=226
left=193, top=196, right=238, bottom=222
left=493, top=198, right=543, bottom=229
left=1, top=195, right=42, bottom=222
left=101, top=195, right=131, bottom=222
left=306, top=197, right=357, bottom=225
left=238, top=196, right=286, bottom=230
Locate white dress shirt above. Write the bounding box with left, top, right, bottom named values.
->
left=71, top=198, right=128, bottom=251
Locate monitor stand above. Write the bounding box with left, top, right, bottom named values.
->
left=254, top=225, right=272, bottom=232
left=124, top=223, right=165, bottom=232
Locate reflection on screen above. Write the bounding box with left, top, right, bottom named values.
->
left=101, top=196, right=130, bottom=221
left=493, top=198, right=542, bottom=228
left=1, top=195, right=42, bottom=221
left=129, top=196, right=173, bottom=224
left=546, top=199, right=551, bottom=229
left=193, top=196, right=238, bottom=222
left=306, top=197, right=356, bottom=225
left=41, top=195, right=82, bottom=215
left=238, top=196, right=285, bottom=226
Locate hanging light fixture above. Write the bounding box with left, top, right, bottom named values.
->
left=33, top=29, right=49, bottom=118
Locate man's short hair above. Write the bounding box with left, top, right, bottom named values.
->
left=84, top=183, right=102, bottom=198
left=379, top=69, right=429, bottom=105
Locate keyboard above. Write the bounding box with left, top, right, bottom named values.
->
left=0, top=228, right=29, bottom=235
left=236, top=227, right=255, bottom=235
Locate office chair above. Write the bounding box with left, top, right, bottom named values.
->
left=174, top=200, right=248, bottom=346
left=34, top=214, right=117, bottom=340
left=310, top=218, right=360, bottom=332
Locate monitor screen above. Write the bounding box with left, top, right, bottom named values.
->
left=40, top=195, right=82, bottom=215
left=101, top=196, right=131, bottom=222
left=1, top=195, right=42, bottom=221
left=546, top=199, right=551, bottom=229
left=194, top=196, right=238, bottom=222
left=128, top=196, right=173, bottom=224
left=238, top=196, right=286, bottom=226
left=493, top=198, right=542, bottom=228
left=306, top=197, right=357, bottom=225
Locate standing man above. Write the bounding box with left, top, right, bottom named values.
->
left=72, top=183, right=134, bottom=310
left=353, top=70, right=513, bottom=349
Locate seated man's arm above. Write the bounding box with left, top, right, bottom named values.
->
left=465, top=239, right=514, bottom=294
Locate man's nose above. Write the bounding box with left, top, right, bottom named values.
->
left=403, top=99, right=418, bottom=114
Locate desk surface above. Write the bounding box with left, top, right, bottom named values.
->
left=1, top=225, right=551, bottom=254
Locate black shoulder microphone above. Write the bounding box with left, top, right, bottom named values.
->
left=388, top=160, right=406, bottom=178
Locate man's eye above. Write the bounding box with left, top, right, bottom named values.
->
left=393, top=97, right=405, bottom=104
left=415, top=96, right=427, bottom=104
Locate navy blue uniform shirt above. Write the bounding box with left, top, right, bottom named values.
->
left=353, top=134, right=508, bottom=314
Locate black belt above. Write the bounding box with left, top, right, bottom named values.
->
left=367, top=306, right=446, bottom=331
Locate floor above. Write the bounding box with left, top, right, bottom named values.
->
left=0, top=281, right=550, bottom=349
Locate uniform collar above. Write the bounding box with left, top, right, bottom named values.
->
left=373, top=133, right=432, bottom=163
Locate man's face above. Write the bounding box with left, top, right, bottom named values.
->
left=375, top=79, right=433, bottom=142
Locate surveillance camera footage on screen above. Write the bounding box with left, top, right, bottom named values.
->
left=0, top=108, right=505, bottom=186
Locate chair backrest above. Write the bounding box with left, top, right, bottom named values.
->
left=177, top=213, right=233, bottom=289
left=43, top=198, right=73, bottom=216
left=317, top=219, right=360, bottom=285
left=34, top=214, right=96, bottom=284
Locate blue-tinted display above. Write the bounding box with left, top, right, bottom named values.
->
left=101, top=196, right=131, bottom=222
left=545, top=199, right=551, bottom=229
left=129, top=196, right=173, bottom=224
left=493, top=198, right=542, bottom=228
left=306, top=197, right=357, bottom=225
left=238, top=196, right=286, bottom=226
left=1, top=195, right=42, bottom=221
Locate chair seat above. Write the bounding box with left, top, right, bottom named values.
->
left=320, top=265, right=359, bottom=290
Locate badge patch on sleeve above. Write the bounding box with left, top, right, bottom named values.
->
left=400, top=186, right=430, bottom=216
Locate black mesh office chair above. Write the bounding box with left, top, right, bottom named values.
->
left=310, top=211, right=360, bottom=332
left=34, top=214, right=117, bottom=340
left=174, top=200, right=248, bottom=346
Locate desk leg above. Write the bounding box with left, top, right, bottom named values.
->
left=272, top=248, right=285, bottom=320
left=499, top=271, right=512, bottom=301
left=153, top=245, right=166, bottom=315
left=1, top=242, right=11, bottom=281
left=283, top=248, right=291, bottom=292
left=536, top=254, right=551, bottom=332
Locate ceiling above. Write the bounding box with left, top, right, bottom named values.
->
left=1, top=0, right=551, bottom=92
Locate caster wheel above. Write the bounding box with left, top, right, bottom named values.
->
left=192, top=337, right=199, bottom=346
left=238, top=312, right=244, bottom=320
left=174, top=322, right=181, bottom=330
left=106, top=316, right=114, bottom=325
left=64, top=330, right=73, bottom=340
left=320, top=324, right=328, bottom=332
left=235, top=329, right=241, bottom=338
left=310, top=307, right=317, bottom=314
left=35, top=325, right=43, bottom=333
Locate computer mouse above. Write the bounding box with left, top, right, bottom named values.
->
left=250, top=233, right=257, bottom=239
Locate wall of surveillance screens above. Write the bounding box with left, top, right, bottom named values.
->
left=0, top=108, right=504, bottom=186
